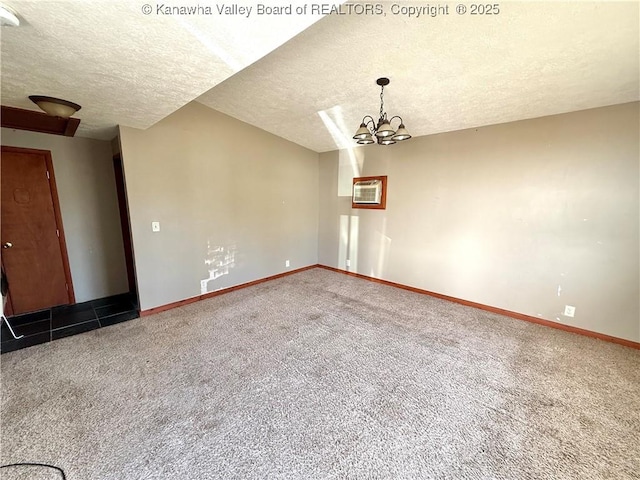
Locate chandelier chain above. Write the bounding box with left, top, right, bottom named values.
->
left=379, top=85, right=384, bottom=120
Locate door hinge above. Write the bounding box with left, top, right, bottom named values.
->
left=56, top=229, right=60, bottom=237
left=46, top=171, right=50, bottom=179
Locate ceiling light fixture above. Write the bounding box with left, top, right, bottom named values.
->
left=353, top=77, right=411, bottom=146
left=29, top=96, right=82, bottom=119
left=0, top=3, right=19, bottom=26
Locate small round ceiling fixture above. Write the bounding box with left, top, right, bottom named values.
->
left=0, top=3, right=20, bottom=27
left=29, top=96, right=82, bottom=118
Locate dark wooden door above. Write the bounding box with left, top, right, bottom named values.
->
left=1, top=146, right=74, bottom=314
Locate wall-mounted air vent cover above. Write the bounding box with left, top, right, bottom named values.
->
left=352, top=176, right=387, bottom=210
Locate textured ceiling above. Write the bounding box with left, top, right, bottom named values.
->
left=0, top=0, right=327, bottom=139
left=198, top=1, right=640, bottom=152
left=2, top=2, right=638, bottom=150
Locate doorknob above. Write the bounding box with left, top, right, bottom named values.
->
left=2, top=242, right=12, bottom=249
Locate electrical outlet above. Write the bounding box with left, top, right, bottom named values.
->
left=285, top=260, right=290, bottom=268
left=152, top=221, right=160, bottom=232
left=346, top=259, right=351, bottom=267
left=564, top=305, right=576, bottom=317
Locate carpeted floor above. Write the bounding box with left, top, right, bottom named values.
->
left=1, top=268, right=639, bottom=479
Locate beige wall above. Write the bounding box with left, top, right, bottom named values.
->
left=318, top=102, right=640, bottom=342
left=119, top=102, right=319, bottom=311
left=1, top=128, right=129, bottom=302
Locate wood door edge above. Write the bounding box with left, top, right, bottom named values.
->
left=43, top=151, right=75, bottom=304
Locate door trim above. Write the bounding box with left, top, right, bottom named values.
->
left=1, top=146, right=75, bottom=305
left=112, top=153, right=137, bottom=294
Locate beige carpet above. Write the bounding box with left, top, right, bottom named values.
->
left=1, top=268, right=639, bottom=479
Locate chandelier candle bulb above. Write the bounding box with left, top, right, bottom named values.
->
left=353, top=77, right=411, bottom=146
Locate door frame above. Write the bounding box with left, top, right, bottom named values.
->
left=112, top=153, right=137, bottom=294
left=1, top=146, right=75, bottom=309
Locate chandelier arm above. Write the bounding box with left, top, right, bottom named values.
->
left=388, top=115, right=404, bottom=126
left=362, top=115, right=376, bottom=132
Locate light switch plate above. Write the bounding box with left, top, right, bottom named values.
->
left=152, top=221, right=160, bottom=232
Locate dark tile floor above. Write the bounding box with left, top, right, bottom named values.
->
left=1, top=292, right=139, bottom=354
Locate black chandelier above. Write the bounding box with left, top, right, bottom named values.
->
left=353, top=77, right=411, bottom=146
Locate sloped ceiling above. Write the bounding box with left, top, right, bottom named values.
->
left=0, top=0, right=328, bottom=139
left=197, top=1, right=640, bottom=152
left=1, top=1, right=638, bottom=151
